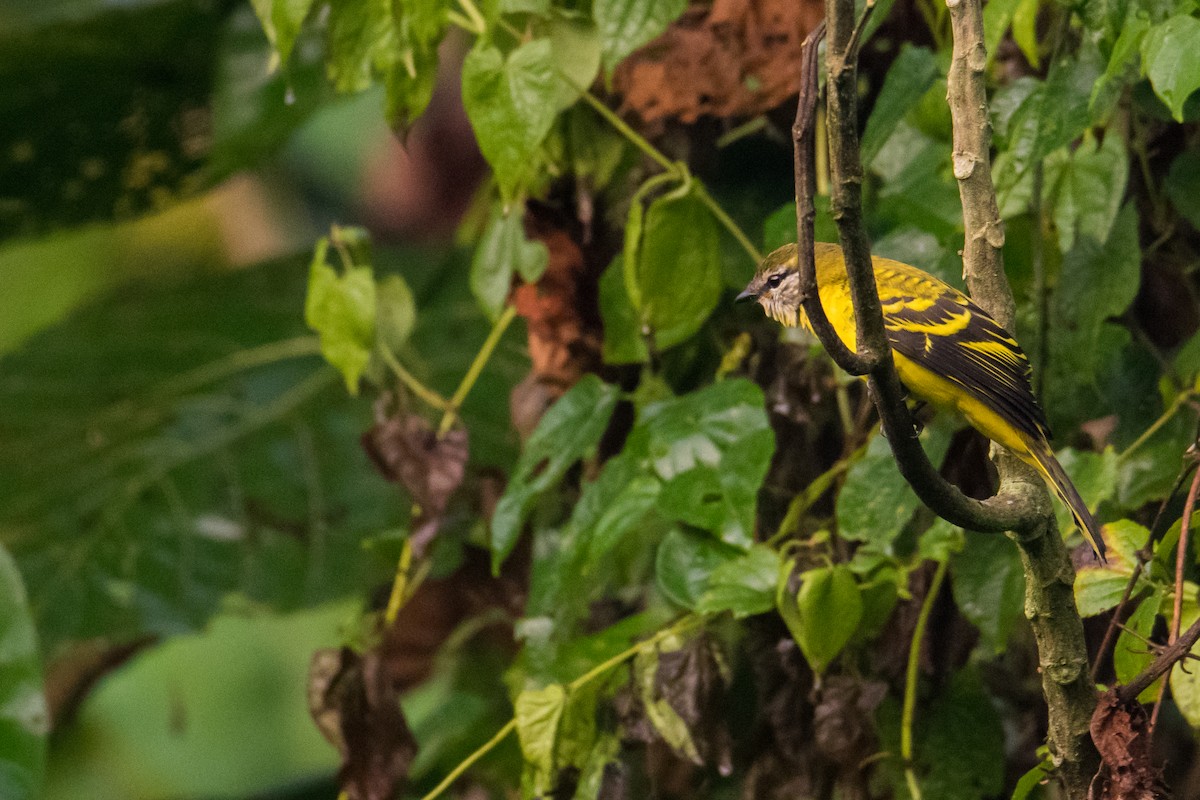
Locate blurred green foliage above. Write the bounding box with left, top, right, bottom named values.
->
left=8, top=0, right=1200, bottom=795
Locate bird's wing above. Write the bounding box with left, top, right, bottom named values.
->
left=875, top=268, right=1051, bottom=442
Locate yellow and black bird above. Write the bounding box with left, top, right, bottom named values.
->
left=738, top=242, right=1106, bottom=562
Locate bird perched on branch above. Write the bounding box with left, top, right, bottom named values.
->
left=738, top=242, right=1106, bottom=562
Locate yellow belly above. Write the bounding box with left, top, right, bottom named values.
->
left=893, top=353, right=1032, bottom=461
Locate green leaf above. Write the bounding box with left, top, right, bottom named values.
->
left=1049, top=130, right=1128, bottom=253
left=305, top=236, right=376, bottom=395
left=386, top=47, right=440, bottom=131
left=1115, top=592, right=1162, bottom=702
left=1142, top=15, right=1200, bottom=122
left=594, top=0, right=686, bottom=72
left=0, top=546, right=46, bottom=800
left=861, top=46, right=940, bottom=167
left=470, top=206, right=549, bottom=319
left=502, top=0, right=551, bottom=13
left=994, top=57, right=1095, bottom=195
left=785, top=565, right=863, bottom=674
left=571, top=732, right=620, bottom=800
left=1090, top=13, right=1149, bottom=119
left=1169, top=605, right=1200, bottom=727
left=513, top=681, right=603, bottom=794
left=249, top=0, right=315, bottom=63
left=919, top=669, right=1005, bottom=800
left=515, top=683, right=566, bottom=789
left=951, top=530, right=1024, bottom=652
left=633, top=379, right=775, bottom=548
left=548, top=16, right=601, bottom=110
left=0, top=0, right=226, bottom=237
left=1010, top=756, right=1053, bottom=800
left=1102, top=518, right=1150, bottom=569
left=0, top=250, right=480, bottom=649
left=325, top=0, right=398, bottom=93
left=210, top=7, right=333, bottom=181
left=1011, top=0, right=1041, bottom=68
left=598, top=255, right=648, bottom=364
left=655, top=528, right=744, bottom=610
left=695, top=545, right=783, bottom=618
left=375, top=274, right=417, bottom=355
left=491, top=375, right=621, bottom=570
left=1043, top=204, right=1141, bottom=432
left=462, top=39, right=559, bottom=201
left=624, top=185, right=723, bottom=350
left=982, top=0, right=1021, bottom=63
left=1074, top=568, right=1138, bottom=617
left=918, top=518, right=965, bottom=563
left=1166, top=148, right=1200, bottom=230
left=836, top=419, right=954, bottom=549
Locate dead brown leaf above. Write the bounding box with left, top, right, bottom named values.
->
left=1088, top=689, right=1167, bottom=799
left=613, top=0, right=824, bottom=124
left=652, top=634, right=734, bottom=775
left=309, top=647, right=418, bottom=800
left=361, top=399, right=468, bottom=555
left=811, top=676, right=887, bottom=766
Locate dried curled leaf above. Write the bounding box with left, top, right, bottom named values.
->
left=309, top=648, right=418, bottom=800
left=361, top=400, right=468, bottom=555
left=1089, top=690, right=1166, bottom=799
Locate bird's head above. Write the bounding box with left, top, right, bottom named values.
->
left=737, top=244, right=802, bottom=326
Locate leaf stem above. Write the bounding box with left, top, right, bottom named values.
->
left=901, top=558, right=948, bottom=800
left=567, top=614, right=703, bottom=692
left=1122, top=391, right=1193, bottom=460
left=693, top=182, right=763, bottom=263
left=418, top=719, right=518, bottom=800
left=379, top=342, right=450, bottom=411
left=578, top=90, right=677, bottom=173
left=437, top=304, right=518, bottom=437
left=456, top=0, right=488, bottom=34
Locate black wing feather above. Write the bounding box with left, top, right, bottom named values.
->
left=881, top=291, right=1051, bottom=442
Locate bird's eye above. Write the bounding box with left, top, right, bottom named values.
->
left=766, top=274, right=784, bottom=289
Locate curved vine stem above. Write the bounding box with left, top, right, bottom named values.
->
left=901, top=559, right=948, bottom=800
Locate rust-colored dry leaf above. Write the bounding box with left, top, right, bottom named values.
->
left=613, top=0, right=825, bottom=124
left=509, top=209, right=604, bottom=439
left=1088, top=690, right=1166, bottom=799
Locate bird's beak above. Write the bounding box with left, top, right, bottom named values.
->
left=735, top=287, right=757, bottom=304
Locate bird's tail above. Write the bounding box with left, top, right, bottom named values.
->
left=1028, top=444, right=1107, bottom=563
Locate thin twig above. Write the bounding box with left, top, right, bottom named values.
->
left=437, top=304, right=517, bottom=438
left=1091, top=454, right=1199, bottom=682
left=793, top=20, right=872, bottom=376
left=1119, top=614, right=1200, bottom=704
left=845, top=0, right=877, bottom=59
left=1090, top=565, right=1147, bottom=685
left=1150, top=466, right=1200, bottom=733
left=901, top=559, right=949, bottom=800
